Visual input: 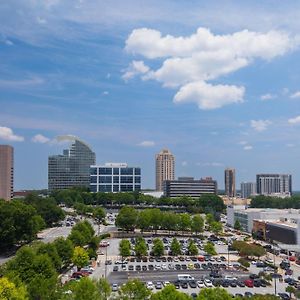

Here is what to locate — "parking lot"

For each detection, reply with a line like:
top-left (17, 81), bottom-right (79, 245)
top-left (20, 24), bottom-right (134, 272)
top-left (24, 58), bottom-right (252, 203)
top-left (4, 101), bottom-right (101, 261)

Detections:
top-left (88, 235), bottom-right (293, 298)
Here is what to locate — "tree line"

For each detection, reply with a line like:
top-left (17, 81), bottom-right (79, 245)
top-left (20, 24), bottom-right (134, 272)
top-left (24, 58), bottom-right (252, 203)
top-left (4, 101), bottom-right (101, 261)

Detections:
top-left (115, 206), bottom-right (223, 235)
top-left (0, 219), bottom-right (102, 299)
top-left (115, 206), bottom-right (207, 233)
top-left (51, 188), bottom-right (225, 213)
top-left (0, 195), bottom-right (65, 252)
top-left (251, 194), bottom-right (300, 209)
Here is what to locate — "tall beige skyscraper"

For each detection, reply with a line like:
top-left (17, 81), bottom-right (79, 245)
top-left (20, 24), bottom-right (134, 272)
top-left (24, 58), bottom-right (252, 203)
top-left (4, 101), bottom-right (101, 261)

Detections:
top-left (0, 145), bottom-right (14, 201)
top-left (225, 167), bottom-right (236, 197)
top-left (155, 149), bottom-right (175, 191)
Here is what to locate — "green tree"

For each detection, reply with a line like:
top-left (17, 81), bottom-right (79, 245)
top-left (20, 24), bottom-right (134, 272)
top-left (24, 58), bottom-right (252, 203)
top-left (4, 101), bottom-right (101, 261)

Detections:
top-left (72, 246), bottom-right (89, 269)
top-left (178, 214), bottom-right (191, 232)
top-left (204, 242), bottom-right (217, 256)
top-left (286, 285), bottom-right (295, 299)
top-left (0, 277), bottom-right (28, 300)
top-left (205, 213), bottom-right (214, 226)
top-left (96, 278), bottom-right (111, 300)
top-left (170, 238), bottom-right (181, 256)
top-left (134, 237), bottom-right (147, 257)
top-left (69, 221), bottom-right (95, 246)
top-left (69, 277), bottom-right (102, 300)
top-left (210, 221), bottom-right (222, 234)
top-left (197, 287), bottom-right (232, 300)
top-left (234, 219), bottom-right (242, 230)
top-left (151, 284), bottom-right (190, 300)
top-left (152, 238), bottom-right (164, 256)
top-left (93, 207), bottom-right (106, 223)
top-left (53, 237), bottom-right (74, 266)
top-left (137, 209), bottom-right (151, 232)
top-left (115, 206), bottom-right (137, 232)
top-left (191, 215), bottom-right (204, 234)
top-left (188, 240), bottom-right (198, 256)
top-left (149, 209), bottom-right (162, 233)
top-left (118, 279), bottom-right (151, 300)
top-left (37, 243), bottom-right (62, 271)
top-left (119, 239), bottom-right (131, 257)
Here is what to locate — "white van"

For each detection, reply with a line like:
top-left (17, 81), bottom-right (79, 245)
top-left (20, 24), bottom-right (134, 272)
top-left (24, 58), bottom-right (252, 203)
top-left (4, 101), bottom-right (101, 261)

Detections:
top-left (177, 274), bottom-right (195, 282)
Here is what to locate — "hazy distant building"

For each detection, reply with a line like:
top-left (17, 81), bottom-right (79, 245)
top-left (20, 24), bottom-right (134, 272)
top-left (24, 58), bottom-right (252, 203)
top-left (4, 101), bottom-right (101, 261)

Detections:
top-left (90, 163), bottom-right (141, 193)
top-left (256, 174), bottom-right (292, 196)
top-left (225, 168), bottom-right (236, 197)
top-left (0, 145), bottom-right (13, 201)
top-left (48, 136), bottom-right (96, 191)
top-left (163, 177), bottom-right (217, 198)
top-left (155, 149), bottom-right (175, 191)
top-left (241, 182), bottom-right (256, 198)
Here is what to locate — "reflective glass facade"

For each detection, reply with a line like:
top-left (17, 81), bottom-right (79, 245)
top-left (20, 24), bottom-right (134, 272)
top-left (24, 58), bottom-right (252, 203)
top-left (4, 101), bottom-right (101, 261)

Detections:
top-left (90, 163), bottom-right (141, 193)
top-left (48, 138), bottom-right (96, 191)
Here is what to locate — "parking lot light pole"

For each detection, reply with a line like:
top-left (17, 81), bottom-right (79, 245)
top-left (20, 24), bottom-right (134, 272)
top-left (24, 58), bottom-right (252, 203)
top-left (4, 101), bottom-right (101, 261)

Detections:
top-left (227, 237), bottom-right (230, 269)
top-left (105, 245), bottom-right (108, 279)
top-left (273, 251), bottom-right (277, 295)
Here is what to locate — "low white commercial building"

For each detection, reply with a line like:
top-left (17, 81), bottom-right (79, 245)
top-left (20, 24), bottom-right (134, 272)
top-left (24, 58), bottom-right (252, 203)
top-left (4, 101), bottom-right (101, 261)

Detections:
top-left (227, 205), bottom-right (300, 233)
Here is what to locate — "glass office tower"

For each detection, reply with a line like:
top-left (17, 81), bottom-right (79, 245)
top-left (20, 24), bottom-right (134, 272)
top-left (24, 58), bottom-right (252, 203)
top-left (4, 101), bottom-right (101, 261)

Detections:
top-left (48, 136), bottom-right (96, 191)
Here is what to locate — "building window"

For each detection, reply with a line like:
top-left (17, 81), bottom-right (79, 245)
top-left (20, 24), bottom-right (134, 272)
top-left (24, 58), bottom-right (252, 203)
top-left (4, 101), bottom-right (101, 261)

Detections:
top-left (99, 168), bottom-right (112, 175)
top-left (99, 185), bottom-right (112, 192)
top-left (99, 176), bottom-right (112, 183)
top-left (90, 185), bottom-right (97, 192)
top-left (91, 176), bottom-right (97, 183)
top-left (121, 168), bottom-right (133, 175)
top-left (113, 185), bottom-right (120, 192)
top-left (90, 167), bottom-right (97, 175)
top-left (120, 176), bottom-right (133, 184)
top-left (113, 168), bottom-right (119, 175)
top-left (135, 176), bottom-right (141, 183)
top-left (134, 168), bottom-right (141, 175)
top-left (113, 176), bottom-right (119, 183)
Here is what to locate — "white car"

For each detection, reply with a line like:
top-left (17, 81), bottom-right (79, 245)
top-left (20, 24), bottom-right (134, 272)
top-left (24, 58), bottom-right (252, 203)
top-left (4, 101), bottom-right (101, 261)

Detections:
top-left (163, 281), bottom-right (171, 286)
top-left (204, 279), bottom-right (213, 287)
top-left (146, 281), bottom-right (154, 290)
top-left (224, 275), bottom-right (237, 281)
top-left (161, 263), bottom-right (167, 270)
top-left (197, 280), bottom-right (205, 288)
top-left (173, 257), bottom-right (179, 262)
top-left (112, 284), bottom-right (118, 292)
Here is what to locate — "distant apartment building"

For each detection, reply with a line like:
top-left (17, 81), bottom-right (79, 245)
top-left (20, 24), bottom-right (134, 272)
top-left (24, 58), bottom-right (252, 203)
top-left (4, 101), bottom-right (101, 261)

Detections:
top-left (163, 177), bottom-right (218, 198)
top-left (155, 149), bottom-right (175, 191)
top-left (256, 174), bottom-right (292, 196)
top-left (225, 168), bottom-right (236, 197)
top-left (48, 136), bottom-right (96, 191)
top-left (90, 163), bottom-right (141, 193)
top-left (241, 182), bottom-right (256, 198)
top-left (0, 145), bottom-right (14, 201)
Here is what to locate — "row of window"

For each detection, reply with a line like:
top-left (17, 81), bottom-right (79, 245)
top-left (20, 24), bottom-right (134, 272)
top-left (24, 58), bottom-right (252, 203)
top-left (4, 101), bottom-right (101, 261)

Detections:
top-left (90, 167), bottom-right (141, 175)
top-left (90, 184), bottom-right (141, 193)
top-left (90, 176), bottom-right (141, 184)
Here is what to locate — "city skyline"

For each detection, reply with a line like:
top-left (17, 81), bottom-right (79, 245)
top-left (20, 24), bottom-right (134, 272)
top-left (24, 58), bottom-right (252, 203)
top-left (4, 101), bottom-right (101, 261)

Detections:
top-left (1, 1), bottom-right (300, 190)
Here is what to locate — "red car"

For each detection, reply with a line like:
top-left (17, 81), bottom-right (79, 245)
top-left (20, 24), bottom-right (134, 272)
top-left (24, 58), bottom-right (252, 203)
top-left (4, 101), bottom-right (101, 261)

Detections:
top-left (244, 279), bottom-right (254, 288)
top-left (289, 256), bottom-right (296, 262)
top-left (198, 256), bottom-right (205, 262)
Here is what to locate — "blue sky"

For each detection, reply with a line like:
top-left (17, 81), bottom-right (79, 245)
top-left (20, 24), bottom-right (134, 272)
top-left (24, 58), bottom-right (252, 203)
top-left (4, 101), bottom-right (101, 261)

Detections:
top-left (1, 0), bottom-right (300, 190)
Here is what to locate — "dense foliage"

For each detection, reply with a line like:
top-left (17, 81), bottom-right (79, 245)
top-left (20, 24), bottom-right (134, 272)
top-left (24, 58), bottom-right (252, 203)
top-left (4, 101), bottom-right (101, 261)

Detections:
top-left (51, 188), bottom-right (225, 213)
top-left (0, 200), bottom-right (45, 251)
top-left (251, 194), bottom-right (300, 209)
top-left (115, 206), bottom-right (207, 233)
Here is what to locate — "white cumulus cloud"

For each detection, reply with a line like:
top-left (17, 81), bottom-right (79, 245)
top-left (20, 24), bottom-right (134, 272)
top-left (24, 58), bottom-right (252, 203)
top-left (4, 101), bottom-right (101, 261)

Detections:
top-left (250, 120), bottom-right (272, 131)
top-left (260, 93), bottom-right (276, 101)
top-left (122, 60), bottom-right (150, 80)
top-left (32, 134), bottom-right (50, 143)
top-left (0, 126), bottom-right (24, 142)
top-left (288, 115), bottom-right (300, 124)
top-left (290, 91), bottom-right (300, 99)
top-left (174, 81), bottom-right (244, 110)
top-left (243, 145), bottom-right (253, 150)
top-left (124, 27), bottom-right (298, 110)
top-left (137, 140), bottom-right (155, 147)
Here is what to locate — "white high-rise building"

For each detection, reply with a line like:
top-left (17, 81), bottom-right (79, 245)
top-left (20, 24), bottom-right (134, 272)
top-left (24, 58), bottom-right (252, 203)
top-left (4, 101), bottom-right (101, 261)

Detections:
top-left (241, 182), bottom-right (256, 198)
top-left (256, 174), bottom-right (292, 196)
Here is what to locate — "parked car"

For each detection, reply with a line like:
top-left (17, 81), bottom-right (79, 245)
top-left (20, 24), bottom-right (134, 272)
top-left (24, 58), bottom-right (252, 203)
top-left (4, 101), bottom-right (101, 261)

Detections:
top-left (111, 283), bottom-right (118, 292)
top-left (146, 282), bottom-right (154, 290)
top-left (244, 279), bottom-right (254, 288)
